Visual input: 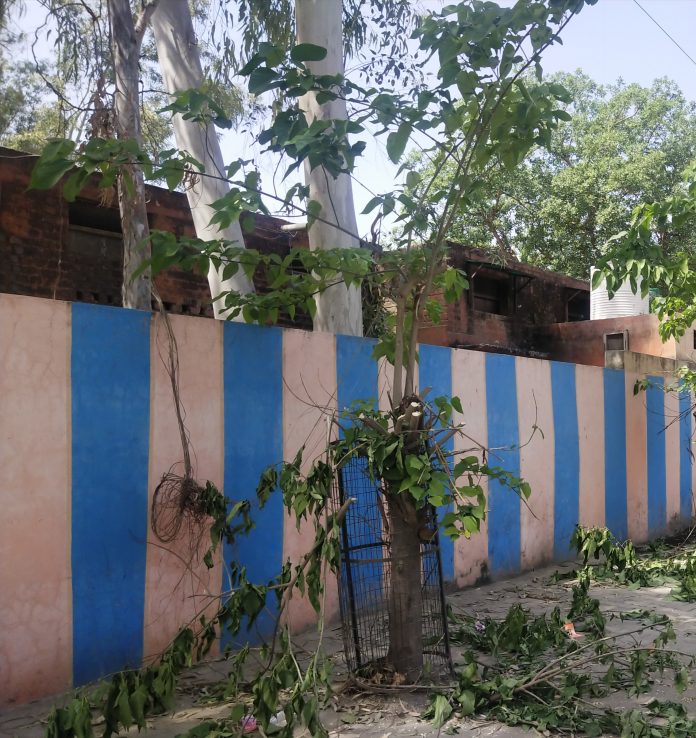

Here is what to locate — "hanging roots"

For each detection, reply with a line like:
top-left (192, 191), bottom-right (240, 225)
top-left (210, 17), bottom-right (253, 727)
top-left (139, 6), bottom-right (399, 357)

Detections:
top-left (149, 291), bottom-right (213, 554)
top-left (151, 468), bottom-right (211, 544)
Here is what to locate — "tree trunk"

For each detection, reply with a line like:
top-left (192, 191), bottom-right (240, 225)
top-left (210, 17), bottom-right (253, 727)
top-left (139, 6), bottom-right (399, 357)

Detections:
top-left (108, 0), bottom-right (152, 310)
top-left (150, 0), bottom-right (255, 317)
top-left (295, 0), bottom-right (363, 336)
top-left (387, 494), bottom-right (424, 681)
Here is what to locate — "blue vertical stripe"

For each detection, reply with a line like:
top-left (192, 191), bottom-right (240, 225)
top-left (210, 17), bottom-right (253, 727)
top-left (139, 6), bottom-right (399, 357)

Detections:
top-left (336, 335), bottom-right (378, 414)
top-left (551, 362), bottom-right (579, 559)
top-left (485, 354), bottom-right (521, 576)
top-left (604, 370), bottom-right (628, 540)
top-left (419, 344), bottom-right (454, 580)
top-left (336, 335), bottom-right (381, 594)
top-left (646, 377), bottom-right (667, 535)
top-left (223, 323), bottom-right (283, 647)
top-left (71, 303), bottom-right (150, 685)
top-left (679, 385), bottom-right (692, 523)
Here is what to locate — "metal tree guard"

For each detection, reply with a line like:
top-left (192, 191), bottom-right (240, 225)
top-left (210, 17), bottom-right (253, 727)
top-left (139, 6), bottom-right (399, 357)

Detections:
top-left (332, 452), bottom-right (452, 681)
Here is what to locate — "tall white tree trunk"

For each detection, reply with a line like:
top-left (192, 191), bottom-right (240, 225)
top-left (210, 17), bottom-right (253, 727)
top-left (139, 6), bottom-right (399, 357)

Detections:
top-left (151, 0), bottom-right (254, 318)
top-left (295, 0), bottom-right (363, 336)
top-left (108, 0), bottom-right (152, 310)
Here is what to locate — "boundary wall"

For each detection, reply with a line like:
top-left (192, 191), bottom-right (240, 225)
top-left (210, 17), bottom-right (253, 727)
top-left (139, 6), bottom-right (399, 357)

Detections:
top-left (1, 294), bottom-right (693, 705)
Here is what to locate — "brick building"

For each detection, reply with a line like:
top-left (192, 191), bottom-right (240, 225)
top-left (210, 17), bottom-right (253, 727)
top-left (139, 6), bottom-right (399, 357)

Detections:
top-left (0, 147), bottom-right (310, 326)
top-left (419, 242), bottom-right (590, 358)
top-left (3, 145), bottom-right (623, 364)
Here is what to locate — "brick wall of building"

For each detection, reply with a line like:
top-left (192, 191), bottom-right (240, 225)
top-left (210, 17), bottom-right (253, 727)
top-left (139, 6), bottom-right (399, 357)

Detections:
top-left (0, 147), bottom-right (593, 355)
top-left (419, 244), bottom-right (591, 357)
top-left (0, 147), bottom-right (310, 326)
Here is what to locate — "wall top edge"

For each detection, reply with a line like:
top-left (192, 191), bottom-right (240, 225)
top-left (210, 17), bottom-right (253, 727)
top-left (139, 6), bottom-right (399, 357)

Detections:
top-left (0, 292), bottom-right (618, 375)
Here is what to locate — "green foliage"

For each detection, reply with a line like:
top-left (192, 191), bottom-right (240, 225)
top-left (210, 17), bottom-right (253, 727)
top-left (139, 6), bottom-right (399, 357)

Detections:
top-left (45, 467), bottom-right (345, 738)
top-left (160, 88), bottom-right (237, 130)
top-left (0, 54), bottom-right (56, 150)
top-left (259, 397), bottom-right (531, 547)
top-left (593, 161), bottom-right (696, 347)
top-left (430, 572), bottom-right (694, 737)
top-left (569, 525), bottom-right (696, 602)
top-left (410, 72), bottom-right (696, 278)
top-left (46, 628), bottom-right (196, 738)
top-left (146, 234), bottom-right (374, 325)
top-left (212, 0), bottom-right (419, 87)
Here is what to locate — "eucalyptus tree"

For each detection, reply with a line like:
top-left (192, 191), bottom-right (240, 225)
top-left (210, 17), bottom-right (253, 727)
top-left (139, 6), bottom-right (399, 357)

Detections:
top-left (151, 0), bottom-right (416, 331)
top-left (106, 0), bottom-right (159, 309)
top-left (294, 0), bottom-right (362, 334)
top-left (151, 0), bottom-right (255, 315)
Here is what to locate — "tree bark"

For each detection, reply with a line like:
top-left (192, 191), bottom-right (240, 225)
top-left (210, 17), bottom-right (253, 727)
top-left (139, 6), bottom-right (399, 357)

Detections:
top-left (295, 0), bottom-right (363, 336)
top-left (387, 493), bottom-right (423, 681)
top-left (151, 0), bottom-right (254, 317)
top-left (108, 0), bottom-right (152, 310)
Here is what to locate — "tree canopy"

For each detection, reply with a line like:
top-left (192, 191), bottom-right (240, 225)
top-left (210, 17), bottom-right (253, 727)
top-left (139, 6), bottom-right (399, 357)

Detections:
top-left (410, 70), bottom-right (696, 280)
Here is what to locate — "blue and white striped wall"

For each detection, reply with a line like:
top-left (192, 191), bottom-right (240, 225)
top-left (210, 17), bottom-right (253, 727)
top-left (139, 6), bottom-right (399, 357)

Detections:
top-left (0, 294), bottom-right (692, 705)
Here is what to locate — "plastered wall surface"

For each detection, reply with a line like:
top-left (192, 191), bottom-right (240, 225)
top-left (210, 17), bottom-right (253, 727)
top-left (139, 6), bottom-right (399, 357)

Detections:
top-left (1, 294), bottom-right (692, 705)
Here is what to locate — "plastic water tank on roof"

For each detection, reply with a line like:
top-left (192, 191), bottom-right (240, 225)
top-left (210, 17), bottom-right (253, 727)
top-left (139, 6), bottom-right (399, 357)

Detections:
top-left (590, 268), bottom-right (649, 320)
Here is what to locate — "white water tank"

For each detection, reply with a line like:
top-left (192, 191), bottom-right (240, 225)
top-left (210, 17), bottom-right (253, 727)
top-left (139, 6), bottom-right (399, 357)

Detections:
top-left (590, 268), bottom-right (649, 320)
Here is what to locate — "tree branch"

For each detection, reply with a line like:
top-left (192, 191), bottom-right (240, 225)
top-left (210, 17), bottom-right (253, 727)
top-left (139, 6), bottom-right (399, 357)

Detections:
top-left (134, 0), bottom-right (159, 50)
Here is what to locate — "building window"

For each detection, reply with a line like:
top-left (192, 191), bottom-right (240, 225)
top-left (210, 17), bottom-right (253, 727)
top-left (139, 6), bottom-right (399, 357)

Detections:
top-left (67, 201), bottom-right (123, 305)
top-left (472, 274), bottom-right (509, 315)
top-left (567, 293), bottom-right (590, 322)
top-left (605, 332), bottom-right (627, 351)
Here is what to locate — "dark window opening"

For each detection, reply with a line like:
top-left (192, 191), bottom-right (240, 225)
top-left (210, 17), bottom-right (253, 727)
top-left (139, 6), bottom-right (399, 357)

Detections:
top-left (692, 330), bottom-right (696, 350)
top-left (69, 200), bottom-right (122, 233)
top-left (67, 202), bottom-right (124, 307)
top-left (567, 293), bottom-right (590, 322)
top-left (472, 274), bottom-right (510, 315)
top-left (605, 332), bottom-right (627, 351)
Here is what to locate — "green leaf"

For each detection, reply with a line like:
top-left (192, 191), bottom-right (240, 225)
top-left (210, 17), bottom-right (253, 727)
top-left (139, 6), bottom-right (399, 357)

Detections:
top-left (248, 67), bottom-right (280, 95)
top-left (129, 684), bottom-right (148, 727)
top-left (306, 199), bottom-right (322, 228)
top-left (431, 694), bottom-right (453, 728)
top-left (362, 195), bottom-right (383, 214)
top-left (457, 689), bottom-right (476, 717)
top-left (290, 43), bottom-right (328, 63)
top-left (456, 71), bottom-right (478, 97)
top-left (29, 139), bottom-right (76, 190)
top-left (117, 685), bottom-right (133, 729)
top-left (386, 122), bottom-right (412, 164)
top-left (675, 666), bottom-right (690, 693)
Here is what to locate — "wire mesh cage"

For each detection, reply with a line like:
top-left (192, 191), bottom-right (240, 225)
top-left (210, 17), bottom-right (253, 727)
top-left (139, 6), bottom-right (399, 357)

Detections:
top-left (332, 451), bottom-right (452, 682)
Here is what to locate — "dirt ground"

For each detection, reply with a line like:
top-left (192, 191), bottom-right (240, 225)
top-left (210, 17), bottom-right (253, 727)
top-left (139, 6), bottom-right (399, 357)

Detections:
top-left (3, 560), bottom-right (696, 738)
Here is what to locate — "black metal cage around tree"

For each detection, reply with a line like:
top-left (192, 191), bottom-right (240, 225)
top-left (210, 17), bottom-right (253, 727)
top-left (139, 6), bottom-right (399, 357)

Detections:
top-left (332, 453), bottom-right (452, 681)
